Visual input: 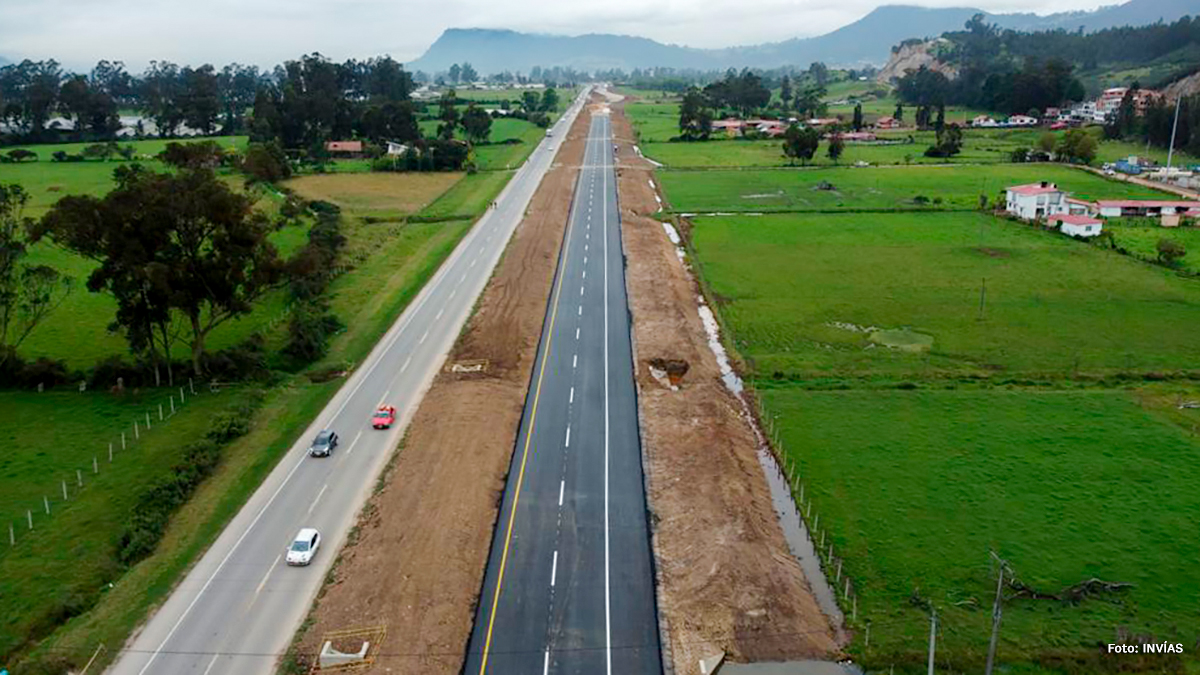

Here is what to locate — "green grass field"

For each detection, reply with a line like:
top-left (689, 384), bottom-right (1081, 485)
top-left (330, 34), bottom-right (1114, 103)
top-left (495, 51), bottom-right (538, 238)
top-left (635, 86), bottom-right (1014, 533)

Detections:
top-left (0, 388), bottom-right (237, 660)
top-left (690, 211), bottom-right (1200, 380)
top-left (659, 164), bottom-right (1167, 213)
top-left (764, 387), bottom-right (1200, 669)
top-left (1108, 221), bottom-right (1200, 274)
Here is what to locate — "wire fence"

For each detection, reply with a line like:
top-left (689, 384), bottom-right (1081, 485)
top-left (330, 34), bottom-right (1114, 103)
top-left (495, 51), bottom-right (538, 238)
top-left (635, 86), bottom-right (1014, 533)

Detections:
top-left (3, 378), bottom-right (218, 551)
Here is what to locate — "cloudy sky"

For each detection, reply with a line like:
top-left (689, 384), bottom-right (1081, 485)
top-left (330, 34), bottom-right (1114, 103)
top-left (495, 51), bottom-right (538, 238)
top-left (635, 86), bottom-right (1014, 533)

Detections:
top-left (1, 0), bottom-right (1119, 71)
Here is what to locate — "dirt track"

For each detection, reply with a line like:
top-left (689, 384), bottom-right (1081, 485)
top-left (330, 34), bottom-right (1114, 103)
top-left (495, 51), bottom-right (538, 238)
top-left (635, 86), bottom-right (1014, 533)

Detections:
top-left (286, 100), bottom-right (594, 674)
top-left (611, 100), bottom-right (841, 672)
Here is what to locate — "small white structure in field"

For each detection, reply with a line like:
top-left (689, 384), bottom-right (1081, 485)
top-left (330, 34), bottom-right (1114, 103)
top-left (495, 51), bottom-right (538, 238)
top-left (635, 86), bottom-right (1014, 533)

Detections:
top-left (1049, 213), bottom-right (1104, 237)
top-left (1005, 182), bottom-right (1068, 220)
top-left (1008, 114), bottom-right (1038, 126)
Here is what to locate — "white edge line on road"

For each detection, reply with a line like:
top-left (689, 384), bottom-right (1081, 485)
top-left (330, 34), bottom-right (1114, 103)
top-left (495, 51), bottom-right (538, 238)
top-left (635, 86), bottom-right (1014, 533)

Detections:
top-left (307, 483), bottom-right (329, 515)
top-left (602, 113), bottom-right (613, 675)
top-left (551, 550), bottom-right (558, 587)
top-left (255, 554), bottom-right (282, 596)
top-left (135, 449), bottom-right (312, 675)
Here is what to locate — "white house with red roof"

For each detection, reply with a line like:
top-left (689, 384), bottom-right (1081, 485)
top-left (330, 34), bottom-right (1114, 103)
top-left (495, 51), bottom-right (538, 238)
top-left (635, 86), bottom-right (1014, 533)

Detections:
top-left (1049, 213), bottom-right (1104, 237)
top-left (1005, 182), bottom-right (1068, 220)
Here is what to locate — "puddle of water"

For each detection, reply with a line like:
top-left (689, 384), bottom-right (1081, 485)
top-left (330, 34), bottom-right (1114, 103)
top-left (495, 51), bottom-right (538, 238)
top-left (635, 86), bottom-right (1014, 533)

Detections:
top-left (691, 292), bottom-right (845, 634)
top-left (662, 214), bottom-right (845, 638)
top-left (869, 328), bottom-right (933, 352)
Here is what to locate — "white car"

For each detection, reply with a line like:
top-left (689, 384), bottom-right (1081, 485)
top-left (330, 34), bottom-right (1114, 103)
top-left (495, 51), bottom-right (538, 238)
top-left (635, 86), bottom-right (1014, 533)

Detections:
top-left (286, 528), bottom-right (321, 566)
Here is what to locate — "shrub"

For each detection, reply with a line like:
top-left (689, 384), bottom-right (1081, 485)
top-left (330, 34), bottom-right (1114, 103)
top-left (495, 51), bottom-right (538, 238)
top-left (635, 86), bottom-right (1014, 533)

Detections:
top-left (283, 299), bottom-right (344, 364)
top-left (200, 334), bottom-right (269, 382)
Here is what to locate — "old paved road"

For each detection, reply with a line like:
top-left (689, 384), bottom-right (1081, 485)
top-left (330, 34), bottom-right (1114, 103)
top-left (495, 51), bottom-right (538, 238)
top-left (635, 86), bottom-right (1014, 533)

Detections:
top-left (464, 93), bottom-right (662, 674)
top-left (108, 88), bottom-right (592, 675)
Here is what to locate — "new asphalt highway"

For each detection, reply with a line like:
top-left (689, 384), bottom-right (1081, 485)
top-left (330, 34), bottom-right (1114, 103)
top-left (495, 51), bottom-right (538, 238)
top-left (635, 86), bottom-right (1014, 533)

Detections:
top-left (108, 88), bottom-right (592, 675)
top-left (464, 101), bottom-right (662, 674)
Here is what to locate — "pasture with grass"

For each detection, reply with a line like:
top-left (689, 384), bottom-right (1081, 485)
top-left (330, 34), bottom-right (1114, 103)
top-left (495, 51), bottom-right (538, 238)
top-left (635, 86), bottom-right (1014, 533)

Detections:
top-left (649, 104), bottom-right (1200, 670)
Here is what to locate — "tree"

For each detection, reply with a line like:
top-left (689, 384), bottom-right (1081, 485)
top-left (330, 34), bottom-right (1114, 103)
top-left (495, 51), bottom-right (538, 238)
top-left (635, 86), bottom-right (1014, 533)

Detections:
top-left (808, 62), bottom-right (830, 86)
top-left (793, 84), bottom-right (827, 119)
top-left (460, 102), bottom-right (492, 144)
top-left (179, 65), bottom-right (221, 134)
top-left (1055, 128), bottom-right (1097, 164)
top-left (1156, 238), bottom-right (1186, 266)
top-left (1, 184), bottom-right (72, 369)
top-left (678, 87), bottom-right (713, 141)
top-left (782, 124), bottom-right (820, 165)
top-left (934, 104), bottom-right (946, 133)
top-left (140, 61), bottom-right (185, 136)
top-left (827, 133), bottom-right (845, 163)
top-left (242, 141), bottom-right (292, 183)
top-left (924, 123), bottom-right (963, 157)
top-left (540, 87), bottom-right (560, 112)
top-left (35, 166), bottom-right (285, 375)
top-left (448, 64), bottom-right (462, 84)
top-left (780, 75), bottom-right (793, 111)
top-left (158, 141), bottom-right (224, 169)
top-left (521, 91), bottom-right (541, 113)
top-left (459, 63), bottom-right (478, 84)
top-left (6, 149), bottom-right (37, 163)
top-left (894, 103), bottom-right (904, 121)
top-left (437, 89), bottom-right (459, 140)
top-left (1038, 132), bottom-right (1057, 154)
top-left (852, 103), bottom-right (863, 131)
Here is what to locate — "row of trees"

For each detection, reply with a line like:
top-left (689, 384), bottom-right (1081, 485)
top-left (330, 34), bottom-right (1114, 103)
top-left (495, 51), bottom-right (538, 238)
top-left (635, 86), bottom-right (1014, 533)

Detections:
top-left (677, 65), bottom-right (838, 141)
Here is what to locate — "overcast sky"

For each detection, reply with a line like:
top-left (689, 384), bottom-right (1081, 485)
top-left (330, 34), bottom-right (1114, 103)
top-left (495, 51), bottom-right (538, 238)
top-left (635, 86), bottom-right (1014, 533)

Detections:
top-left (1, 0), bottom-right (1120, 72)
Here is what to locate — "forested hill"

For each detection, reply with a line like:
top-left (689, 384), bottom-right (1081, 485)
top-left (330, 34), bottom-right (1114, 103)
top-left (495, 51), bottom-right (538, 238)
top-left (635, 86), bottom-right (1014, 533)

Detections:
top-left (409, 0), bottom-right (1196, 74)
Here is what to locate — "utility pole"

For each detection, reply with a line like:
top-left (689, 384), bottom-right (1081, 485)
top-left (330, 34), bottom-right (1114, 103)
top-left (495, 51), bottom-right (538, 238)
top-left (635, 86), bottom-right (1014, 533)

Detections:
top-left (927, 609), bottom-right (937, 675)
top-left (985, 554), bottom-right (1009, 675)
top-left (978, 277), bottom-right (987, 321)
top-left (1166, 94), bottom-right (1182, 170)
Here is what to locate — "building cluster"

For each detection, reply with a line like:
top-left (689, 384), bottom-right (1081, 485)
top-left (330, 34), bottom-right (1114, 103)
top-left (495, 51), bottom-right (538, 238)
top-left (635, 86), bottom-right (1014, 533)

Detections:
top-left (1004, 181), bottom-right (1200, 235)
top-left (973, 87), bottom-right (1164, 129)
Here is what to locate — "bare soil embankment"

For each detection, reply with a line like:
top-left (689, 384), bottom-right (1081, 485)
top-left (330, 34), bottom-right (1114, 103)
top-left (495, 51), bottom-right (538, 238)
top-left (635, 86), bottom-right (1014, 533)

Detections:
top-left (286, 99), bottom-right (595, 674)
top-left (611, 100), bottom-right (841, 673)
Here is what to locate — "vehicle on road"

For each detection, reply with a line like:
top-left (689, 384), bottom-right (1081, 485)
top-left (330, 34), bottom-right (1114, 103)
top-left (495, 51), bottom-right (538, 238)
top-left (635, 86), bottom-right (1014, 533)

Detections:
top-left (308, 429), bottom-right (339, 457)
top-left (372, 405), bottom-right (397, 429)
top-left (286, 528), bottom-right (321, 566)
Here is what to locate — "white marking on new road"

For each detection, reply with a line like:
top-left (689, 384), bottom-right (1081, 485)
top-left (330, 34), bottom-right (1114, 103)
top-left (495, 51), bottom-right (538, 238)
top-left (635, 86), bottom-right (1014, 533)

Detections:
top-left (575, 327), bottom-right (580, 340)
top-left (401, 355), bottom-right (412, 372)
top-left (573, 354), bottom-right (578, 368)
top-left (307, 484), bottom-right (329, 515)
top-left (550, 550), bottom-right (559, 587)
top-left (470, 257), bottom-right (478, 268)
top-left (565, 425), bottom-right (571, 447)
top-left (543, 649), bottom-right (551, 675)
top-left (254, 554), bottom-right (282, 596)
top-left (201, 655), bottom-right (221, 675)
top-left (435, 308), bottom-right (444, 320)
top-left (420, 329), bottom-right (430, 344)
top-left (378, 390), bottom-right (391, 406)
top-left (580, 286), bottom-right (585, 296)
top-left (582, 270), bottom-right (587, 279)
top-left (449, 289), bottom-right (457, 300)
top-left (578, 306), bottom-right (582, 316)
top-left (559, 480), bottom-right (565, 505)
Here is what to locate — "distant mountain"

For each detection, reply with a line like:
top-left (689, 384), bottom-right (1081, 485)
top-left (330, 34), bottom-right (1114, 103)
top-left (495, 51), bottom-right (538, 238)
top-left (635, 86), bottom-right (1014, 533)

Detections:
top-left (0, 56), bottom-right (10, 67)
top-left (409, 0), bottom-right (1196, 73)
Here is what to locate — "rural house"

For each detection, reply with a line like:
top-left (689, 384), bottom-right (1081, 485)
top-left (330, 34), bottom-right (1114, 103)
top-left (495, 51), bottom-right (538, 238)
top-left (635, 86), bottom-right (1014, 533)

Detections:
top-left (1005, 182), bottom-right (1068, 220)
top-left (873, 116), bottom-right (901, 130)
top-left (1095, 200), bottom-right (1200, 219)
top-left (1007, 114), bottom-right (1038, 127)
top-left (1049, 214), bottom-right (1104, 237)
top-left (325, 140), bottom-right (364, 157)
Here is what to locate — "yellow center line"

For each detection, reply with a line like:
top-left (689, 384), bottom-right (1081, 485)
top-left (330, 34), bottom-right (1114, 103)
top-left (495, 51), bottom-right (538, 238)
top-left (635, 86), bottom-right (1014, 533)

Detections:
top-left (478, 122), bottom-right (587, 675)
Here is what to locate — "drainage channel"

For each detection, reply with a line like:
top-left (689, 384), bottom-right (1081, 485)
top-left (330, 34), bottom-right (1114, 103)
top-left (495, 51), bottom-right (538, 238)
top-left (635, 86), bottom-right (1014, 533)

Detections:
top-left (665, 220), bottom-right (846, 634)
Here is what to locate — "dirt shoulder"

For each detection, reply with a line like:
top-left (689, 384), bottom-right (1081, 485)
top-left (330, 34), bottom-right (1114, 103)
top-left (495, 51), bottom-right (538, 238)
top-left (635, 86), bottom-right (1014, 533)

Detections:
top-left (611, 101), bottom-right (841, 672)
top-left (286, 101), bottom-right (595, 674)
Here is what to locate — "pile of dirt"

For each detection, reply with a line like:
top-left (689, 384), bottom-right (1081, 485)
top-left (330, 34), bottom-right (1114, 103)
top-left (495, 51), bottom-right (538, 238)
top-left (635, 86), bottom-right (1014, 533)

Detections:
top-left (286, 99), bottom-right (595, 674)
top-left (611, 100), bottom-right (841, 672)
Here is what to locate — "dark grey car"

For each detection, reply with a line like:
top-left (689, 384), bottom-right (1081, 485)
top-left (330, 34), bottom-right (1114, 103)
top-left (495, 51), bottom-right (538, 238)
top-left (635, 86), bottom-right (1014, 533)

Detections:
top-left (308, 429), bottom-right (338, 457)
